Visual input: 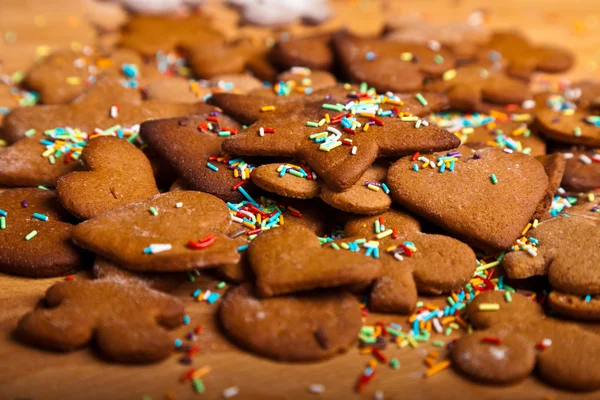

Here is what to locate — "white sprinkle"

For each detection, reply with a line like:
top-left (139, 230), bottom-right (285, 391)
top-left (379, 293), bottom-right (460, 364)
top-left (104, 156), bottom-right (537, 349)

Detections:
top-left (522, 99), bottom-right (536, 109)
top-left (175, 202), bottom-right (183, 208)
top-left (110, 105), bottom-right (119, 118)
top-left (308, 384), bottom-right (325, 394)
top-left (374, 390), bottom-right (384, 400)
top-left (503, 148), bottom-right (513, 154)
top-left (563, 153), bottom-right (574, 159)
top-left (203, 290), bottom-right (212, 300)
top-left (312, 172), bottom-right (317, 180)
top-left (415, 119), bottom-right (422, 128)
top-left (393, 253), bottom-right (404, 261)
top-left (223, 386), bottom-right (240, 398)
top-left (527, 248), bottom-right (537, 257)
top-left (421, 120), bottom-right (429, 126)
top-left (562, 198), bottom-right (572, 208)
top-left (351, 146), bottom-right (357, 155)
top-left (259, 127), bottom-right (265, 137)
top-left (256, 311), bottom-right (265, 320)
top-left (579, 154), bottom-right (592, 165)
top-left (327, 126), bottom-right (343, 137)
top-left (231, 215), bottom-right (244, 223)
top-left (148, 244), bottom-right (172, 254)
top-left (541, 338), bottom-right (552, 347)
top-left (432, 318), bottom-right (443, 333)
top-left (557, 187), bottom-right (566, 195)
top-left (427, 40), bottom-right (441, 52)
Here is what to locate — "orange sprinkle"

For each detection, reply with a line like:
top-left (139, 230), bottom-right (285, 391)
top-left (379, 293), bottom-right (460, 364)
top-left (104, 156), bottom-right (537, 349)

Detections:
top-left (425, 360), bottom-right (451, 378)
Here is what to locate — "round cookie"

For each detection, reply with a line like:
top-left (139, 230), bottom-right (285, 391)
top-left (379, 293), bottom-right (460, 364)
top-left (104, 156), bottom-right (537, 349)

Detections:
top-left (559, 148), bottom-right (600, 192)
top-left (548, 291), bottom-right (600, 321)
top-left (270, 36), bottom-right (333, 71)
top-left (219, 284), bottom-right (361, 361)
top-left (535, 109), bottom-right (600, 147)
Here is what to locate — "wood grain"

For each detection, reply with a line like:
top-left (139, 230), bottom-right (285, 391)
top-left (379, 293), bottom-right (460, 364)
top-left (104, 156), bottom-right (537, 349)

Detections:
top-left (1, 0), bottom-right (600, 399)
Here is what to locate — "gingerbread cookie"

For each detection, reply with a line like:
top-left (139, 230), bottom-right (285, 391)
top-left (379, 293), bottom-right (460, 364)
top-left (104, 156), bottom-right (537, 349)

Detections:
top-left (484, 31), bottom-right (574, 80)
top-left (142, 78), bottom-right (207, 104)
top-left (17, 278), bottom-right (185, 363)
top-left (332, 33), bottom-right (455, 93)
top-left (535, 108), bottom-right (600, 147)
top-left (56, 136), bottom-right (158, 220)
top-left (571, 80), bottom-right (600, 110)
top-left (222, 93), bottom-right (458, 191)
top-left (183, 39), bottom-right (277, 82)
top-left (269, 36), bottom-right (333, 71)
top-left (387, 146), bottom-right (549, 251)
top-left (72, 191), bottom-right (239, 272)
top-left (120, 14), bottom-right (224, 57)
top-left (533, 153), bottom-right (567, 220)
top-left (23, 48), bottom-right (147, 104)
top-left (548, 291), bottom-right (600, 321)
top-left (385, 16), bottom-right (491, 62)
top-left (502, 215), bottom-right (600, 296)
top-left (93, 257), bottom-right (185, 293)
top-left (0, 188), bottom-right (87, 277)
top-left (335, 210), bottom-right (476, 314)
top-left (219, 284), bottom-right (361, 361)
top-left (426, 63), bottom-right (532, 113)
top-left (252, 161), bottom-right (391, 215)
top-left (248, 224), bottom-right (381, 297)
top-left (451, 290), bottom-right (600, 391)
top-left (140, 114), bottom-right (257, 203)
top-left (460, 120), bottom-right (546, 157)
top-left (559, 148), bottom-right (600, 192)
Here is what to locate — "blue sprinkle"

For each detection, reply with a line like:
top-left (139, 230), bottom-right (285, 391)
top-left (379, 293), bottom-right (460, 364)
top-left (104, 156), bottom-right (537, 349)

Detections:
top-left (174, 339), bottom-right (182, 347)
top-left (0, 209), bottom-right (6, 217)
top-left (183, 315), bottom-right (191, 325)
top-left (192, 289), bottom-right (201, 298)
top-left (207, 292), bottom-right (220, 304)
top-left (585, 295), bottom-right (592, 303)
top-left (365, 51), bottom-right (376, 60)
top-left (237, 244), bottom-right (249, 252)
top-left (32, 212), bottom-right (48, 221)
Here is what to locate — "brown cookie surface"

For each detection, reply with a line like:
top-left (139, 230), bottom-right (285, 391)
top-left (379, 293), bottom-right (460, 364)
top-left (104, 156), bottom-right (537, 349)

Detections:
top-left (333, 33), bottom-right (455, 93)
top-left (560, 149), bottom-right (600, 192)
top-left (219, 284), bottom-right (362, 361)
top-left (248, 224), bottom-right (381, 297)
top-left (17, 278), bottom-right (184, 363)
top-left (222, 94), bottom-right (458, 191)
top-left (548, 291), bottom-right (600, 321)
top-left (270, 36), bottom-right (333, 71)
top-left (533, 153), bottom-right (566, 220)
top-left (72, 191), bottom-right (239, 272)
top-left (502, 215), bottom-right (600, 296)
top-left (0, 188), bottom-right (87, 278)
top-left (57, 136), bottom-right (158, 220)
top-left (336, 210), bottom-right (476, 314)
top-left (535, 109), bottom-right (600, 147)
top-left (461, 120), bottom-right (546, 157)
top-left (387, 146), bottom-right (549, 251)
top-left (451, 291), bottom-right (600, 391)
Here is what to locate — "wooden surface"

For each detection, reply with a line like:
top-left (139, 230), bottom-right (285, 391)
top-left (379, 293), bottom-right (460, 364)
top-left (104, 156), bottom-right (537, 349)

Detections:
top-left (1, 1), bottom-right (600, 399)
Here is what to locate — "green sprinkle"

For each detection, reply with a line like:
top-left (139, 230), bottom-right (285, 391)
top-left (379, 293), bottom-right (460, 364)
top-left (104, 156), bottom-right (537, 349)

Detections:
top-left (149, 207), bottom-right (158, 216)
top-left (433, 54), bottom-right (444, 64)
top-left (415, 93), bottom-right (428, 106)
top-left (385, 327), bottom-right (402, 336)
top-left (490, 173), bottom-right (498, 185)
top-left (218, 131), bottom-right (231, 137)
top-left (242, 125), bottom-right (248, 129)
top-left (433, 340), bottom-right (445, 348)
top-left (322, 103), bottom-right (344, 112)
top-left (25, 230), bottom-right (38, 241)
top-left (390, 358), bottom-right (400, 369)
top-left (187, 271), bottom-right (195, 282)
top-left (504, 291), bottom-right (512, 303)
top-left (141, 396), bottom-right (152, 400)
top-left (330, 242), bottom-right (340, 250)
top-left (37, 185), bottom-right (49, 190)
top-left (361, 326), bottom-right (375, 335)
top-left (288, 169), bottom-right (304, 178)
top-left (444, 327), bottom-right (452, 336)
top-left (192, 378), bottom-right (205, 393)
top-left (359, 82), bottom-right (368, 93)
top-left (25, 129), bottom-right (37, 137)
top-left (306, 121), bottom-right (319, 128)
top-left (416, 301), bottom-right (424, 308)
top-left (217, 281), bottom-right (226, 289)
top-left (0, 216), bottom-right (5, 230)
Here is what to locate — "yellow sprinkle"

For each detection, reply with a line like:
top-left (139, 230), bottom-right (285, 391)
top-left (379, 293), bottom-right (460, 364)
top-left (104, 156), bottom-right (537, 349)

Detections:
top-left (400, 52), bottom-right (414, 61)
top-left (363, 123), bottom-right (370, 132)
top-left (261, 105), bottom-right (275, 112)
top-left (521, 223), bottom-right (532, 236)
top-left (325, 113), bottom-right (330, 123)
top-left (318, 118), bottom-right (326, 126)
top-left (532, 219), bottom-right (539, 228)
top-left (588, 193), bottom-right (595, 202)
top-left (367, 184), bottom-right (380, 192)
top-left (478, 303), bottom-right (500, 311)
top-left (401, 116), bottom-right (419, 122)
top-left (443, 69), bottom-right (457, 81)
top-left (512, 113), bottom-right (531, 122)
top-left (341, 242), bottom-right (350, 250)
top-left (386, 245), bottom-right (397, 252)
top-left (66, 76), bottom-right (82, 85)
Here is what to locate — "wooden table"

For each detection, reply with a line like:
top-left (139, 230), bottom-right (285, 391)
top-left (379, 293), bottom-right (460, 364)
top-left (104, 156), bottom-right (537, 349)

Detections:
top-left (1, 1), bottom-right (600, 399)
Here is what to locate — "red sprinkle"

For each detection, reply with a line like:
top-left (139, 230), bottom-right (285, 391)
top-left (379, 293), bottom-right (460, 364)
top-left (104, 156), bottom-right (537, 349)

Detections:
top-left (187, 235), bottom-right (217, 249)
top-left (263, 128), bottom-right (276, 133)
top-left (411, 152), bottom-right (420, 161)
top-left (371, 348), bottom-right (387, 363)
top-left (65, 275), bottom-right (74, 281)
top-left (482, 337), bottom-right (502, 345)
top-left (370, 116), bottom-right (384, 126)
top-left (231, 181), bottom-right (245, 191)
top-left (392, 228), bottom-right (399, 239)
top-left (206, 116), bottom-right (219, 122)
top-left (180, 368), bottom-right (196, 383)
top-left (343, 127), bottom-right (356, 134)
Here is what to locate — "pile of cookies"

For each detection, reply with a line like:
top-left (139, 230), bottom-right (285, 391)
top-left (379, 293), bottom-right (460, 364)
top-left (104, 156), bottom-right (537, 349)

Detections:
top-left (1, 2), bottom-right (600, 395)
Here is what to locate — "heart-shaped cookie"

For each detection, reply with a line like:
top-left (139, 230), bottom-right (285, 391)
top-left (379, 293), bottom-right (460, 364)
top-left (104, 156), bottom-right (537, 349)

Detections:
top-left (248, 224), bottom-right (381, 297)
top-left (387, 146), bottom-right (549, 251)
top-left (57, 136), bottom-right (158, 220)
top-left (0, 188), bottom-right (87, 277)
top-left (72, 191), bottom-right (239, 272)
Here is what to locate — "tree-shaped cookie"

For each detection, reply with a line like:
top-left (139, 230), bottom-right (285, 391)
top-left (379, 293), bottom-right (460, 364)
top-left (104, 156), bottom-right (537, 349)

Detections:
top-left (451, 290), bottom-right (600, 391)
top-left (387, 146), bottom-right (549, 251)
top-left (72, 191), bottom-right (239, 272)
top-left (251, 161), bottom-right (392, 215)
top-left (120, 14), bottom-right (224, 57)
top-left (17, 278), bottom-right (185, 363)
top-left (332, 33), bottom-right (455, 93)
top-left (222, 93), bottom-right (459, 191)
top-left (484, 31), bottom-right (574, 80)
top-left (502, 215), bottom-right (600, 298)
top-left (140, 114), bottom-right (257, 203)
top-left (219, 284), bottom-right (361, 361)
top-left (57, 136), bottom-right (158, 220)
top-left (210, 84), bottom-right (447, 126)
top-left (248, 224), bottom-right (381, 297)
top-left (426, 63), bottom-right (532, 113)
top-left (334, 210), bottom-right (476, 314)
top-left (0, 188), bottom-right (87, 277)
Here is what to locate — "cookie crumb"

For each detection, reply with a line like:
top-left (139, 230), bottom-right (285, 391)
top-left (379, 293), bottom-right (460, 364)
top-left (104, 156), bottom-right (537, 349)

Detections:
top-left (308, 384), bottom-right (325, 394)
